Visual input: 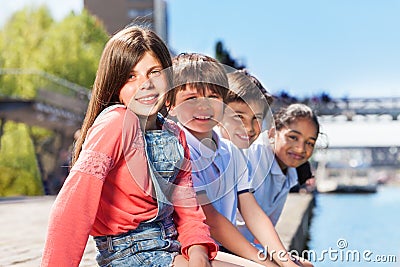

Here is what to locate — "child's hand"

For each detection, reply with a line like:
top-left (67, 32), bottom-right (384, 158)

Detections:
top-left (282, 255), bottom-right (314, 267)
top-left (289, 254), bottom-right (314, 267)
top-left (282, 262), bottom-right (301, 267)
top-left (188, 245), bottom-right (211, 267)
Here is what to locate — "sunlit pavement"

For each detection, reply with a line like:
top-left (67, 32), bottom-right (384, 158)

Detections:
top-left (0, 196), bottom-right (96, 267)
top-left (0, 193), bottom-right (313, 266)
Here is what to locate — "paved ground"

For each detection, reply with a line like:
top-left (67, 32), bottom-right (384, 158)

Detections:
top-left (0, 194), bottom-right (314, 266)
top-left (0, 196), bottom-right (96, 267)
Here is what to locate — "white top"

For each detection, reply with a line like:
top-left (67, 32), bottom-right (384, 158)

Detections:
top-left (181, 125), bottom-right (251, 225)
top-left (237, 132), bottom-right (299, 243)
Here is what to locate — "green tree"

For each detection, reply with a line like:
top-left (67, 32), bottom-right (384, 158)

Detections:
top-left (0, 122), bottom-right (44, 196)
top-left (37, 9), bottom-right (109, 89)
top-left (0, 6), bottom-right (109, 196)
top-left (0, 6), bottom-right (53, 98)
top-left (215, 40), bottom-right (245, 70)
top-left (0, 6), bottom-right (109, 97)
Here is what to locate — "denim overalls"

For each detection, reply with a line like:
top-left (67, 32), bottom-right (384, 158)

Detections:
top-left (94, 114), bottom-right (185, 267)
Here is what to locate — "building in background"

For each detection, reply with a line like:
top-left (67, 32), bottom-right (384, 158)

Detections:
top-left (84, 0), bottom-right (168, 43)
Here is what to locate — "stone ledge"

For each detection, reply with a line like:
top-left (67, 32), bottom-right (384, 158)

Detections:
top-left (275, 193), bottom-right (315, 253)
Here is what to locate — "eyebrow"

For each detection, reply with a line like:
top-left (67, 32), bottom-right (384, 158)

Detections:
top-left (149, 64), bottom-right (163, 70)
top-left (235, 110), bottom-right (264, 117)
top-left (131, 64), bottom-right (162, 73)
top-left (288, 129), bottom-right (317, 141)
top-left (233, 110), bottom-right (247, 114)
top-left (180, 91), bottom-right (198, 97)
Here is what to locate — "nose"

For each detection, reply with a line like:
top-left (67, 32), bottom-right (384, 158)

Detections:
top-left (196, 97), bottom-right (212, 109)
top-left (243, 120), bottom-right (255, 134)
top-left (138, 76), bottom-right (152, 90)
top-left (294, 141), bottom-right (307, 154)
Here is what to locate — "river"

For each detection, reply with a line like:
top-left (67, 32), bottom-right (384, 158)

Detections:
top-left (307, 185), bottom-right (400, 266)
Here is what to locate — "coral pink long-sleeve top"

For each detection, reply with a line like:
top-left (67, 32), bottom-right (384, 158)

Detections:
top-left (41, 106), bottom-right (218, 266)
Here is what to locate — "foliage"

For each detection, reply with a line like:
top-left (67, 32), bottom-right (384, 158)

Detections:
top-left (0, 122), bottom-right (44, 196)
top-left (37, 9), bottom-right (109, 89)
top-left (0, 6), bottom-right (109, 98)
top-left (0, 6), bottom-right (109, 196)
top-left (30, 126), bottom-right (54, 147)
top-left (0, 6), bottom-right (53, 98)
top-left (215, 40), bottom-right (245, 70)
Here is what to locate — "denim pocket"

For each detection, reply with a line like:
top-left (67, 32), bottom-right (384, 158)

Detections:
top-left (145, 130), bottom-right (184, 182)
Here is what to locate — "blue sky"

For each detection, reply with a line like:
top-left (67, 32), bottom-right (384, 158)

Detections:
top-left (1, 0), bottom-right (400, 99)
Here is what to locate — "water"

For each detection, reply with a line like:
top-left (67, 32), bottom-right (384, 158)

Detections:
top-left (307, 186), bottom-right (400, 266)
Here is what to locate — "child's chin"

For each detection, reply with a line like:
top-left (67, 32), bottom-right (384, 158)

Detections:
top-left (233, 140), bottom-right (251, 149)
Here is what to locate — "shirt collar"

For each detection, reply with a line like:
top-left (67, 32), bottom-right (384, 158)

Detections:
top-left (286, 167), bottom-right (299, 187)
top-left (271, 158), bottom-right (299, 186)
top-left (178, 123), bottom-right (230, 157)
top-left (271, 159), bottom-right (284, 176)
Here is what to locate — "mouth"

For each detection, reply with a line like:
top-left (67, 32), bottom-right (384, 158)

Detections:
top-left (288, 151), bottom-right (304, 161)
top-left (135, 94), bottom-right (159, 105)
top-left (236, 134), bottom-right (251, 141)
top-left (193, 115), bottom-right (213, 121)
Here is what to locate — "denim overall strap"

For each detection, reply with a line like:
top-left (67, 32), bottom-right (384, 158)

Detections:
top-left (143, 114), bottom-right (185, 223)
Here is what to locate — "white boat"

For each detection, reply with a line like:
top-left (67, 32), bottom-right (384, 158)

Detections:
top-left (316, 166), bottom-right (378, 193)
top-left (313, 146), bottom-right (381, 194)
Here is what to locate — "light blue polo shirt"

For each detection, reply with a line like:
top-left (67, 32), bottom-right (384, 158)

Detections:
top-left (180, 125), bottom-right (251, 225)
top-left (237, 132), bottom-right (299, 243)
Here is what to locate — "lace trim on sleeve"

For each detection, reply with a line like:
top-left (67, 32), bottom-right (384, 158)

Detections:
top-left (70, 150), bottom-right (114, 181)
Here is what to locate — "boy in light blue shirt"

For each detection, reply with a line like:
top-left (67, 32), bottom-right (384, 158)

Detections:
top-left (219, 70), bottom-right (316, 267)
top-left (167, 53), bottom-right (302, 267)
top-left (181, 127), bottom-right (250, 225)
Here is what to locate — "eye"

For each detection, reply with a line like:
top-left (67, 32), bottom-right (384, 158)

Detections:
top-left (208, 94), bottom-right (221, 99)
top-left (233, 114), bottom-right (244, 120)
top-left (255, 115), bottom-right (264, 121)
top-left (185, 96), bottom-right (197, 101)
top-left (149, 69), bottom-right (162, 77)
top-left (306, 140), bottom-right (315, 148)
top-left (127, 73), bottom-right (136, 80)
top-left (253, 116), bottom-right (263, 124)
top-left (288, 135), bottom-right (298, 141)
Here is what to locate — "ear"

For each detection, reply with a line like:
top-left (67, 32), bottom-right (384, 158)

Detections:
top-left (268, 127), bottom-right (276, 139)
top-left (166, 100), bottom-right (177, 117)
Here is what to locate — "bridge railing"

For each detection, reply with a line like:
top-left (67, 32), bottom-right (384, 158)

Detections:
top-left (273, 96), bottom-right (400, 120)
top-left (36, 89), bottom-right (88, 116)
top-left (0, 68), bottom-right (90, 116)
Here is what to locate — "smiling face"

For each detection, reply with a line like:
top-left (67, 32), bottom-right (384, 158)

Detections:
top-left (220, 100), bottom-right (264, 149)
top-left (271, 118), bottom-right (318, 170)
top-left (169, 85), bottom-right (224, 140)
top-left (119, 52), bottom-right (168, 130)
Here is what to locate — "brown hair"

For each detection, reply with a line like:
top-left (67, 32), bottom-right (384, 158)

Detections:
top-left (166, 53), bottom-right (229, 108)
top-left (274, 103), bottom-right (320, 135)
top-left (226, 69), bottom-right (274, 117)
top-left (72, 25), bottom-right (172, 165)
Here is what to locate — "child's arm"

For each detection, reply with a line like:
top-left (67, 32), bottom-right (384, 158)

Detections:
top-left (171, 126), bottom-right (219, 261)
top-left (198, 193), bottom-right (278, 267)
top-left (238, 192), bottom-right (300, 267)
top-left (42, 109), bottom-right (124, 266)
top-left (188, 245), bottom-right (212, 267)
